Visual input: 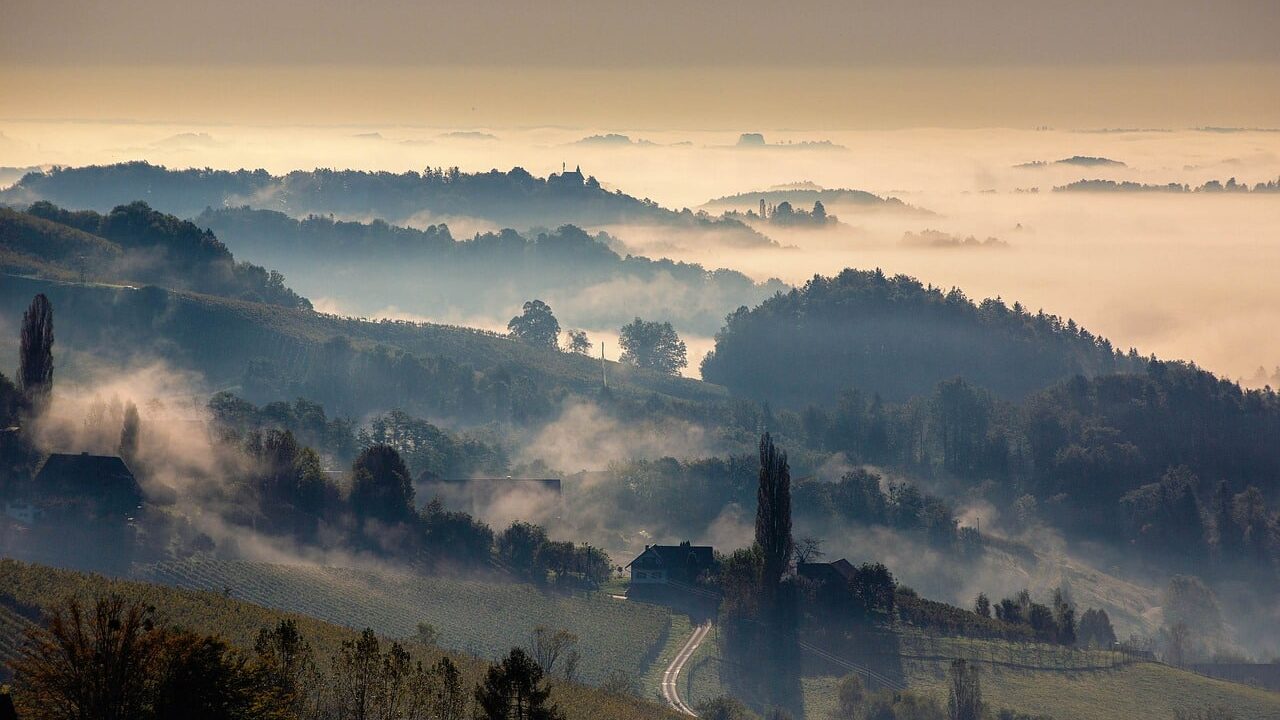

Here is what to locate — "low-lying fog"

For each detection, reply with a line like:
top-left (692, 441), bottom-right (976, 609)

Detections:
top-left (3, 122), bottom-right (1279, 382)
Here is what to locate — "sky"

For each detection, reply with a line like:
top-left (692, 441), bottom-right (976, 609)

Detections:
top-left (3, 0), bottom-right (1279, 128)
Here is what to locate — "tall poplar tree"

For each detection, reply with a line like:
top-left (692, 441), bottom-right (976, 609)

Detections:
top-left (19, 294), bottom-right (54, 408)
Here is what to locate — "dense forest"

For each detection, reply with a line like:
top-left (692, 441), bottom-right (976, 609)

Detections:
top-left (701, 269), bottom-right (1144, 406)
top-left (195, 207), bottom-right (786, 334)
top-left (0, 201), bottom-right (309, 309)
top-left (0, 162), bottom-right (772, 245)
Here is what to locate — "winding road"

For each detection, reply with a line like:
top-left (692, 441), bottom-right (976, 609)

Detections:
top-left (662, 622), bottom-right (712, 716)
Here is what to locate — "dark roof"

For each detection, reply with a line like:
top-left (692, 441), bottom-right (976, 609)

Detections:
top-left (627, 543), bottom-right (715, 569)
top-left (798, 558), bottom-right (858, 585)
top-left (34, 453), bottom-right (143, 511)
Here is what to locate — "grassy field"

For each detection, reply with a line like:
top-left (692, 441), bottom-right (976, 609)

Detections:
top-left (136, 558), bottom-right (674, 685)
top-left (671, 625), bottom-right (1280, 719)
top-left (0, 558), bottom-right (683, 720)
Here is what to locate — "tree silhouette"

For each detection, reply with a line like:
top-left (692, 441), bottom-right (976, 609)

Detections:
top-left (755, 433), bottom-right (792, 603)
top-left (19, 293), bottom-right (53, 409)
top-left (947, 659), bottom-right (984, 720)
top-left (508, 300), bottom-right (561, 350)
top-left (350, 444), bottom-right (415, 523)
top-left (474, 647), bottom-right (563, 720)
top-left (119, 401), bottom-right (141, 463)
top-left (618, 318), bottom-right (686, 376)
top-left (565, 329), bottom-right (592, 355)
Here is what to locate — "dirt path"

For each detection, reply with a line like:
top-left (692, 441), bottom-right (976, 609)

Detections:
top-left (662, 622), bottom-right (712, 716)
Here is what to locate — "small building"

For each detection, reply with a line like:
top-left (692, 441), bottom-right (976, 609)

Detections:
top-left (798, 559), bottom-right (858, 587)
top-left (627, 541), bottom-right (714, 586)
top-left (33, 452), bottom-right (143, 520)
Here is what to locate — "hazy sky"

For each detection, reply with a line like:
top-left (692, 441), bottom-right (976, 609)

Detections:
top-left (3, 1), bottom-right (1278, 128)
top-left (5, 1), bottom-right (1278, 67)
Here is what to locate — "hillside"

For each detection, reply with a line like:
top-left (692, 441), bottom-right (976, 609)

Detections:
top-left (0, 273), bottom-right (729, 421)
top-left (136, 558), bottom-right (673, 686)
top-left (700, 186), bottom-right (924, 214)
top-left (0, 559), bottom-right (683, 720)
top-left (0, 202), bottom-right (309, 309)
top-left (194, 206), bottom-right (787, 334)
top-left (700, 268), bottom-right (1144, 405)
top-left (0, 161), bottom-right (772, 246)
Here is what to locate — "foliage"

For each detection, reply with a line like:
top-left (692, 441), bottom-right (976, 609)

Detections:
top-left (4, 203), bottom-right (309, 310)
top-left (0, 560), bottom-right (683, 720)
top-left (946, 660), bottom-right (983, 720)
top-left (17, 294), bottom-right (53, 408)
top-left (701, 268), bottom-right (1142, 405)
top-left (474, 647), bottom-right (563, 720)
top-left (508, 300), bottom-right (561, 350)
top-left (618, 318), bottom-right (687, 376)
top-left (755, 433), bottom-right (792, 605)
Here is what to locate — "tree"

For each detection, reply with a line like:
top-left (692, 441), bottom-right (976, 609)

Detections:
top-left (19, 293), bottom-right (54, 408)
top-left (1077, 608), bottom-right (1117, 648)
top-left (947, 659), bottom-right (984, 720)
top-left (565, 330), bottom-right (592, 355)
top-left (794, 537), bottom-right (824, 564)
top-left (426, 656), bottom-right (466, 720)
top-left (755, 433), bottom-right (793, 603)
top-left (811, 201), bottom-right (827, 223)
top-left (119, 401), bottom-right (141, 463)
top-left (834, 673), bottom-right (865, 718)
top-left (1051, 587), bottom-right (1076, 645)
top-left (497, 522), bottom-right (550, 582)
top-left (350, 445), bottom-right (415, 524)
top-left (618, 318), bottom-right (687, 375)
top-left (473, 648), bottom-right (562, 720)
top-left (10, 595), bottom-right (164, 720)
top-left (152, 632), bottom-right (256, 720)
top-left (974, 593), bottom-right (991, 619)
top-left (507, 300), bottom-right (560, 350)
top-left (253, 619), bottom-right (321, 718)
top-left (528, 627), bottom-right (580, 681)
top-left (331, 629), bottom-right (382, 720)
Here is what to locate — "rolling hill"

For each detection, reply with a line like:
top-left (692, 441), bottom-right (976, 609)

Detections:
top-left (0, 558), bottom-right (683, 720)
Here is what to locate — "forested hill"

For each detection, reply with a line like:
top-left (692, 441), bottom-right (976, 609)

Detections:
top-left (0, 162), bottom-right (771, 245)
top-left (700, 186), bottom-right (923, 213)
top-left (0, 274), bottom-right (728, 423)
top-left (0, 201), bottom-right (309, 309)
top-left (195, 206), bottom-right (787, 334)
top-left (700, 269), bottom-right (1145, 406)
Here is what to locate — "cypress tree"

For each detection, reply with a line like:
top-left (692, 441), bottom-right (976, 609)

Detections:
top-left (19, 293), bottom-right (54, 408)
top-left (755, 433), bottom-right (793, 603)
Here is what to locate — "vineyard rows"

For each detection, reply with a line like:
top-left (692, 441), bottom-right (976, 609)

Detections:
top-left (137, 559), bottom-right (673, 684)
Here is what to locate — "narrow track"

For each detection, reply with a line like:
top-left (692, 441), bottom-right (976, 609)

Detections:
top-left (662, 622), bottom-right (712, 716)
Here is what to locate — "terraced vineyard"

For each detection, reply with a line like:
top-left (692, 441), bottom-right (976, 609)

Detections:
top-left (0, 559), bottom-right (682, 720)
top-left (136, 559), bottom-right (673, 685)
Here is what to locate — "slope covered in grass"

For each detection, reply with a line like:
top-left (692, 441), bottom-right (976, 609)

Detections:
top-left (0, 559), bottom-right (682, 720)
top-left (136, 558), bottom-right (674, 686)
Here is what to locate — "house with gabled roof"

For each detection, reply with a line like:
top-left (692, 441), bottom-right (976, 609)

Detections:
top-left (626, 541), bottom-right (714, 586)
top-left (33, 452), bottom-right (143, 520)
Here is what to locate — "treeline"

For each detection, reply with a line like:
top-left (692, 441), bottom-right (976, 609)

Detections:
top-left (1055, 177), bottom-right (1280, 193)
top-left (195, 207), bottom-right (784, 334)
top-left (588, 457), bottom-right (969, 553)
top-left (1, 161), bottom-right (768, 241)
top-left (207, 394), bottom-right (509, 481)
top-left (5, 594), bottom-right (576, 720)
top-left (763, 364), bottom-right (1280, 581)
top-left (1, 201), bottom-right (309, 309)
top-left (701, 269), bottom-right (1143, 405)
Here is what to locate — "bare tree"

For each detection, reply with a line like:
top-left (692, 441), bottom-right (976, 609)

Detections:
top-left (10, 595), bottom-right (164, 720)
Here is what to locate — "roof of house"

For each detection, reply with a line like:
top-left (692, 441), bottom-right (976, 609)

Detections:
top-left (798, 558), bottom-right (858, 585)
top-left (626, 543), bottom-right (715, 569)
top-left (34, 452), bottom-right (143, 511)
